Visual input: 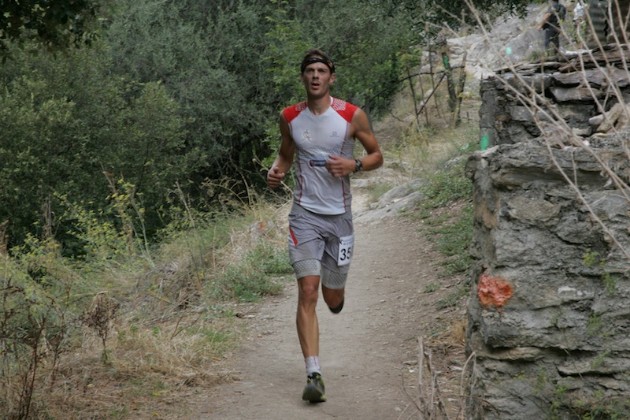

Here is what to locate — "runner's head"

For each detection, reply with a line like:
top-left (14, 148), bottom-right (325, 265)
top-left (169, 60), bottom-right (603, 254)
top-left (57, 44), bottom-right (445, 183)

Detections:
top-left (300, 49), bottom-right (335, 75)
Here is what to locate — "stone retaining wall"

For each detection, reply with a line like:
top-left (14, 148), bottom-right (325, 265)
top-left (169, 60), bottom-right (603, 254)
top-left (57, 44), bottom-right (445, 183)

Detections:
top-left (466, 47), bottom-right (630, 418)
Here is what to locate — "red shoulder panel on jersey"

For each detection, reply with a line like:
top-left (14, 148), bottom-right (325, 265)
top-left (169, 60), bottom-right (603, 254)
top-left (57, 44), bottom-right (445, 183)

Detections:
top-left (331, 97), bottom-right (358, 123)
top-left (282, 101), bottom-right (307, 123)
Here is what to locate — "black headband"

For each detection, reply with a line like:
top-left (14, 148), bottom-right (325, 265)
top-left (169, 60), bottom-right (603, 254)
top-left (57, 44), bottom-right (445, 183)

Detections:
top-left (300, 56), bottom-right (335, 74)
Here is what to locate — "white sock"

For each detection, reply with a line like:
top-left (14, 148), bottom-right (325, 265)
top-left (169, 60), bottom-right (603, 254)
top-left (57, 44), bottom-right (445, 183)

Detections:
top-left (305, 356), bottom-right (321, 376)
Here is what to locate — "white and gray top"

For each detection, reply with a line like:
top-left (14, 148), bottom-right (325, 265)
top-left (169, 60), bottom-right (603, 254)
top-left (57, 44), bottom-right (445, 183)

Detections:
top-left (282, 97), bottom-right (358, 215)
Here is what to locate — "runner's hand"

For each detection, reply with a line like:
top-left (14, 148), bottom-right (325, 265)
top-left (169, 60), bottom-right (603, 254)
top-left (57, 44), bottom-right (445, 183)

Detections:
top-left (267, 167), bottom-right (285, 189)
top-left (326, 155), bottom-right (354, 177)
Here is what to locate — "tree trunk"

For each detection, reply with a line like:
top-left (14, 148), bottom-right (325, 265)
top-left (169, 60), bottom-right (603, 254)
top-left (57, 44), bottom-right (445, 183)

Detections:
top-left (441, 51), bottom-right (457, 115)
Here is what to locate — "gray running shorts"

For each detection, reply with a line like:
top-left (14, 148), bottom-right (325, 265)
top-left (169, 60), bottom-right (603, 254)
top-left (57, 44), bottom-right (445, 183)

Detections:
top-left (287, 203), bottom-right (354, 288)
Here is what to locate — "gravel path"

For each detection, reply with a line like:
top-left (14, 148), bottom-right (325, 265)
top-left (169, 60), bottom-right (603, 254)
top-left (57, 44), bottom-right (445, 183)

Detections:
top-left (194, 206), bottom-right (466, 419)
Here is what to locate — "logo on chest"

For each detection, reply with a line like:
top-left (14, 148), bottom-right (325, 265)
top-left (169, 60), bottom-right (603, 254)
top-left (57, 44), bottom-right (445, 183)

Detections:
top-left (301, 129), bottom-right (313, 143)
top-left (300, 129), bottom-right (341, 143)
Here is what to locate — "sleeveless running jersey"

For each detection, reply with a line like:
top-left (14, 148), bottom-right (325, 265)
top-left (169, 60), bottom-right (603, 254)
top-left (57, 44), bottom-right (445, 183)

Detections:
top-left (282, 97), bottom-right (358, 215)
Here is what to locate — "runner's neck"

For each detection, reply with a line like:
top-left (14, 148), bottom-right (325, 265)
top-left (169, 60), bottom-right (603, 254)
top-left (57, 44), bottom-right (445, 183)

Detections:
top-left (307, 95), bottom-right (333, 116)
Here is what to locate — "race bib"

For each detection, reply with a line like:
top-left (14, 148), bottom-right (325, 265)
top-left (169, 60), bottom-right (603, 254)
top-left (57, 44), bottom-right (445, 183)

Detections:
top-left (337, 235), bottom-right (354, 266)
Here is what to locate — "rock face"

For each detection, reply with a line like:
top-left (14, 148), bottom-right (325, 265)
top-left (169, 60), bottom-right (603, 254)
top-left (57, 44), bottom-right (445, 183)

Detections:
top-left (466, 46), bottom-right (630, 419)
top-left (447, 5), bottom-right (549, 80)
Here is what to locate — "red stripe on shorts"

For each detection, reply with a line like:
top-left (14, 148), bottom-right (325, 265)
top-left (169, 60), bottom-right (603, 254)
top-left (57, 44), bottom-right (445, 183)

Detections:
top-left (289, 227), bottom-right (298, 246)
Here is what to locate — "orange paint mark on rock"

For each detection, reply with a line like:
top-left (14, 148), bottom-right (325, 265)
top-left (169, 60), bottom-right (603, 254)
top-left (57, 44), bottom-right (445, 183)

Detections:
top-left (477, 272), bottom-right (513, 309)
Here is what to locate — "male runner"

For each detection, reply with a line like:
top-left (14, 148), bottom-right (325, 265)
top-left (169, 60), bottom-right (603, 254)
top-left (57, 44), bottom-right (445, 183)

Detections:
top-left (267, 49), bottom-right (383, 403)
top-left (538, 0), bottom-right (567, 53)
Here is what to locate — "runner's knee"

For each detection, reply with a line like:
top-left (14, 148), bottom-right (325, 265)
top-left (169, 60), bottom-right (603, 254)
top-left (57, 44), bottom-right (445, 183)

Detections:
top-left (297, 274), bottom-right (320, 306)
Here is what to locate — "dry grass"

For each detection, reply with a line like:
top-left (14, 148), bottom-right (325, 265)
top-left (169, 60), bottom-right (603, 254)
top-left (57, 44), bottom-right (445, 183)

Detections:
top-left (0, 196), bottom-right (293, 419)
top-left (22, 299), bottom-right (244, 418)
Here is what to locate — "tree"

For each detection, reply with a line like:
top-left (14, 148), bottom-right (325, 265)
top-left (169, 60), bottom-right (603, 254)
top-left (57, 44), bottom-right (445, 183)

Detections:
top-left (378, 0), bottom-right (529, 35)
top-left (0, 42), bottom-right (188, 248)
top-left (104, 0), bottom-right (275, 196)
top-left (264, 0), bottom-right (414, 116)
top-left (0, 0), bottom-right (99, 55)
top-left (0, 0), bottom-right (424, 251)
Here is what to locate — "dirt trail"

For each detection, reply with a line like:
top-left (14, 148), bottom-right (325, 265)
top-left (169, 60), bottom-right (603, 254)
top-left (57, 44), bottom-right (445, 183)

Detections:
top-left (191, 197), bottom-right (467, 419)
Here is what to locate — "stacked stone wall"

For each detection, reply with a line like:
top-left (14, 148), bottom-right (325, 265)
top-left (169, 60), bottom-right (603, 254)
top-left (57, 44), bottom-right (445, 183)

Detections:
top-left (466, 48), bottom-right (630, 419)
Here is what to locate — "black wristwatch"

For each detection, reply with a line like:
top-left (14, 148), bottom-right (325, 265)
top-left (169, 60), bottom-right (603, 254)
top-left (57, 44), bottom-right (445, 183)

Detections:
top-left (354, 159), bottom-right (363, 173)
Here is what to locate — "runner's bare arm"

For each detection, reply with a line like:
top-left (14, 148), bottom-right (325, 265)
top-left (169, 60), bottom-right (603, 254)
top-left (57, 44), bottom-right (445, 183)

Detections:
top-left (267, 114), bottom-right (295, 189)
top-left (352, 108), bottom-right (383, 171)
top-left (326, 108), bottom-right (383, 177)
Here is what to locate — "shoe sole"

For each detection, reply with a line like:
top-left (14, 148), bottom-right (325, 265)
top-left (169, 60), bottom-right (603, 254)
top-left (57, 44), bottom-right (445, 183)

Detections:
top-left (302, 384), bottom-right (326, 403)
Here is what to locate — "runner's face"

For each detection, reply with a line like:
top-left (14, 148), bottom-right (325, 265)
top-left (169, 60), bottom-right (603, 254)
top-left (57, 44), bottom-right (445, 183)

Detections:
top-left (301, 62), bottom-right (335, 99)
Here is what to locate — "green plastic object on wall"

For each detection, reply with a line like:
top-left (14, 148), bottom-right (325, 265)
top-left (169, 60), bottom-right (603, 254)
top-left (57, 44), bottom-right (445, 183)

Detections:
top-left (480, 134), bottom-right (489, 150)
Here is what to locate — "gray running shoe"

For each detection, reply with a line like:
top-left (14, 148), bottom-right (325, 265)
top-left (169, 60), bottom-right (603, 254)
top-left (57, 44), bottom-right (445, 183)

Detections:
top-left (302, 372), bottom-right (326, 403)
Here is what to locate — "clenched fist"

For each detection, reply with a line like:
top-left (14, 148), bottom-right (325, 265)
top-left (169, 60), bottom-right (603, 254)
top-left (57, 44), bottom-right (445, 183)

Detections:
top-left (267, 166), bottom-right (286, 189)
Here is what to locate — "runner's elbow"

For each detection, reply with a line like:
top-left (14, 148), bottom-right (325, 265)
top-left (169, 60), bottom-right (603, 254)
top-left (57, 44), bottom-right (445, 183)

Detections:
top-left (363, 153), bottom-right (383, 171)
top-left (373, 151), bottom-right (384, 169)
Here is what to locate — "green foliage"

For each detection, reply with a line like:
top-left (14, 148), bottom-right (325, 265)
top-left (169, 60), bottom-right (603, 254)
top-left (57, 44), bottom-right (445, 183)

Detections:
top-left (436, 282), bottom-right (470, 309)
top-left (57, 193), bottom-right (135, 264)
top-left (433, 205), bottom-right (473, 274)
top-left (550, 384), bottom-right (569, 417)
top-left (209, 242), bottom-right (289, 302)
top-left (0, 42), bottom-right (188, 249)
top-left (250, 241), bottom-right (292, 276)
top-left (198, 327), bottom-right (234, 356)
top-left (261, 0), bottom-right (415, 158)
top-left (412, 153), bottom-right (474, 276)
top-left (601, 272), bottom-right (617, 294)
top-left (1, 0), bottom-right (419, 253)
top-left (582, 250), bottom-right (617, 294)
top-left (421, 157), bottom-right (473, 208)
top-left (549, 389), bottom-right (630, 419)
top-left (387, 0), bottom-right (529, 36)
top-left (586, 312), bottom-right (603, 337)
top-left (535, 327), bottom-right (629, 419)
top-left (0, 0), bottom-right (521, 255)
top-left (105, 0), bottom-right (273, 193)
top-left (263, 1), bottom-right (313, 106)
top-left (424, 282), bottom-right (440, 293)
top-left (0, 0), bottom-right (98, 55)
top-left (285, 0), bottom-right (414, 116)
top-left (583, 250), bottom-right (600, 267)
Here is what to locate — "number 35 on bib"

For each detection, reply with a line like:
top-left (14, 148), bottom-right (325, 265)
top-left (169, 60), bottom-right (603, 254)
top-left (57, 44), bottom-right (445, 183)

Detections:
top-left (337, 235), bottom-right (354, 266)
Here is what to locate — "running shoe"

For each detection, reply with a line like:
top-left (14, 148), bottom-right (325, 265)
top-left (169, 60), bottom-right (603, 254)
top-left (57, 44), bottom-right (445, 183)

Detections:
top-left (302, 372), bottom-right (326, 403)
top-left (328, 298), bottom-right (344, 314)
